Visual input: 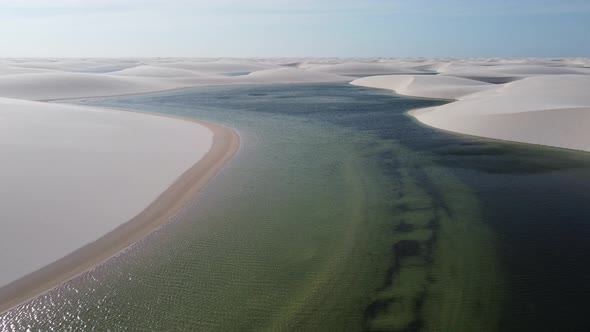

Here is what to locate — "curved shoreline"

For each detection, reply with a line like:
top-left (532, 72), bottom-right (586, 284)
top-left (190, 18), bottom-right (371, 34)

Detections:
top-left (0, 114), bottom-right (240, 314)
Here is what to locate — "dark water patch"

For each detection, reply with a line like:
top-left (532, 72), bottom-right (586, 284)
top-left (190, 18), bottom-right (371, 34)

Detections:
top-left (439, 145), bottom-right (507, 156)
top-left (364, 294), bottom-right (426, 332)
top-left (395, 222), bottom-right (415, 233)
top-left (409, 168), bottom-right (453, 219)
top-left (393, 241), bottom-right (421, 264)
top-left (424, 220), bottom-right (439, 260)
top-left (404, 292), bottom-right (427, 332)
top-left (434, 143), bottom-right (590, 175)
top-left (381, 265), bottom-right (396, 291)
top-left (364, 298), bottom-right (396, 321)
top-left (223, 71), bottom-right (250, 76)
top-left (278, 62), bottom-right (300, 67)
top-left (473, 169), bottom-right (590, 331)
top-left (347, 72), bottom-right (438, 78)
top-left (75, 66), bottom-right (129, 73)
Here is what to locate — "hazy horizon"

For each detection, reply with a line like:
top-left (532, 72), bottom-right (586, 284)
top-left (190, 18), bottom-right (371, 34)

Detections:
top-left (1, 0), bottom-right (589, 58)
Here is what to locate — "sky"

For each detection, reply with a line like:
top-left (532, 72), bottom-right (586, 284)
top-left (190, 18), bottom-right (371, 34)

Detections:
top-left (1, 0), bottom-right (589, 57)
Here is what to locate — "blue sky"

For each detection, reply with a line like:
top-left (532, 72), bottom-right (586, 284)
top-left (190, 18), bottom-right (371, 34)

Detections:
top-left (1, 0), bottom-right (589, 57)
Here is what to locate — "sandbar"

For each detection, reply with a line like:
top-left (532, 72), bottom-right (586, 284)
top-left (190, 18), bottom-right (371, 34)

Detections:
top-left (0, 104), bottom-right (239, 314)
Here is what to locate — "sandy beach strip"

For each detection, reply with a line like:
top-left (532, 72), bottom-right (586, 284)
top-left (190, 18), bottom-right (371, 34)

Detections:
top-left (0, 116), bottom-right (240, 314)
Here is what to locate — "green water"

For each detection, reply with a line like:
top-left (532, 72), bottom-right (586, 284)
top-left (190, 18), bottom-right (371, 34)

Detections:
top-left (3, 84), bottom-right (590, 331)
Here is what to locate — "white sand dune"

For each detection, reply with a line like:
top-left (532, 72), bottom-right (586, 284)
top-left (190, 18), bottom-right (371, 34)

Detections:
top-left (408, 62), bottom-right (449, 73)
top-left (420, 107), bottom-right (590, 152)
top-left (301, 62), bottom-right (423, 75)
top-left (169, 67), bottom-right (350, 87)
top-left (353, 73), bottom-right (590, 151)
top-left (352, 75), bottom-right (494, 100)
top-left (110, 65), bottom-right (206, 78)
top-left (1, 58), bottom-right (140, 73)
top-left (417, 75), bottom-right (590, 115)
top-left (470, 64), bottom-right (590, 76)
top-left (0, 63), bottom-right (352, 101)
top-left (168, 67), bottom-right (350, 87)
top-left (0, 72), bottom-right (180, 100)
top-left (0, 97), bottom-right (213, 289)
top-left (0, 66), bottom-right (58, 75)
top-left (243, 67), bottom-right (351, 83)
top-left (152, 59), bottom-right (277, 74)
top-left (439, 71), bottom-right (522, 84)
top-left (439, 64), bottom-right (590, 83)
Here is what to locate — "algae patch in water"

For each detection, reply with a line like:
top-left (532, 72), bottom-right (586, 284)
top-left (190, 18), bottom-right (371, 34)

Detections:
top-left (361, 140), bottom-right (505, 332)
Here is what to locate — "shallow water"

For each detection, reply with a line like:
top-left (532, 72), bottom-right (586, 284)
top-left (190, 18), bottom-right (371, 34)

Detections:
top-left (2, 84), bottom-right (590, 331)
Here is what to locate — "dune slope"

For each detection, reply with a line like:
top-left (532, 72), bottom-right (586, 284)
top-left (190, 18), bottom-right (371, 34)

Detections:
top-left (0, 72), bottom-right (180, 100)
top-left (0, 97), bottom-right (213, 290)
top-left (353, 74), bottom-right (590, 152)
top-left (352, 75), bottom-right (494, 100)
